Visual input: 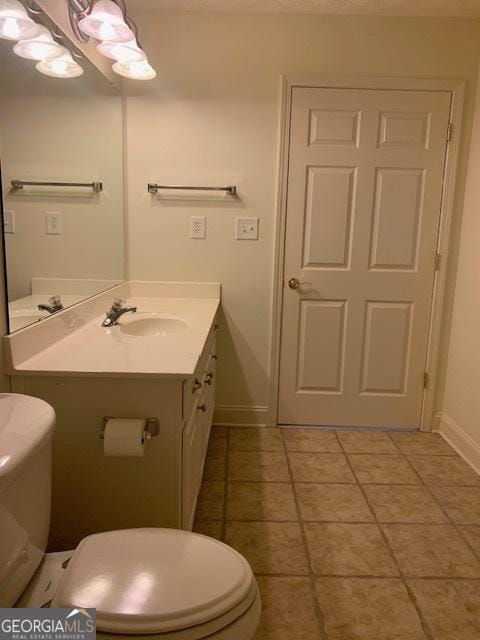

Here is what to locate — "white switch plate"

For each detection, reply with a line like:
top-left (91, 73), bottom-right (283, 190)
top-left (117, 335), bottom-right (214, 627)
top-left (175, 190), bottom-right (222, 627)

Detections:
top-left (3, 210), bottom-right (15, 234)
top-left (45, 211), bottom-right (61, 235)
top-left (235, 217), bottom-right (259, 240)
top-left (189, 215), bottom-right (206, 239)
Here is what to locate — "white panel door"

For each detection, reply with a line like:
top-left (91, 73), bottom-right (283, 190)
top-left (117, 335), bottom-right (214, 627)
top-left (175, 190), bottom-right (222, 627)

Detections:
top-left (279, 87), bottom-right (451, 428)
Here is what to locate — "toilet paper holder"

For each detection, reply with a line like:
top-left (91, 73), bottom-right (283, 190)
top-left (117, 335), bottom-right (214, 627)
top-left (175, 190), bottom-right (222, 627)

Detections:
top-left (100, 417), bottom-right (160, 442)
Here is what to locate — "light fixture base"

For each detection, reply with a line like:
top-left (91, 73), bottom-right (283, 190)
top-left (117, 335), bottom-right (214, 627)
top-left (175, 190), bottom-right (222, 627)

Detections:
top-left (68, 0), bottom-right (90, 44)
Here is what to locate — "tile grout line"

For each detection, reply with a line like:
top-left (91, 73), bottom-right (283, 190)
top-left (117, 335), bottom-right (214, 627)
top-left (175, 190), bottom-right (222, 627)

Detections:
top-left (252, 572), bottom-right (480, 581)
top-left (400, 446), bottom-right (480, 567)
top-left (383, 431), bottom-right (402, 453)
top-left (194, 517), bottom-right (480, 527)
top-left (280, 428), bottom-right (330, 640)
top-left (220, 427), bottom-right (231, 542)
top-left (226, 444), bottom-right (461, 458)
top-left (205, 477), bottom-right (480, 486)
top-left (338, 431), bottom-right (437, 640)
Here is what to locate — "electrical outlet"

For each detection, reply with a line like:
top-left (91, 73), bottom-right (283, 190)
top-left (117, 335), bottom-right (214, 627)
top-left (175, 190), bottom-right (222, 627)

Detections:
top-left (3, 210), bottom-right (15, 234)
top-left (235, 217), bottom-right (259, 240)
top-left (189, 216), bottom-right (206, 239)
top-left (45, 211), bottom-right (61, 235)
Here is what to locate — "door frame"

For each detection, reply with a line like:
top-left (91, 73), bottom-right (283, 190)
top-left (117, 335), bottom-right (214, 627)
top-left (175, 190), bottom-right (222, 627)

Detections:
top-left (269, 75), bottom-right (465, 431)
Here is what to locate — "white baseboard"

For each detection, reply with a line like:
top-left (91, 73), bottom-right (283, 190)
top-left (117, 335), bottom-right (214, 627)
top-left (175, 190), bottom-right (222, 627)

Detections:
top-left (213, 405), bottom-right (269, 427)
top-left (439, 413), bottom-right (480, 476)
top-left (431, 412), bottom-right (442, 433)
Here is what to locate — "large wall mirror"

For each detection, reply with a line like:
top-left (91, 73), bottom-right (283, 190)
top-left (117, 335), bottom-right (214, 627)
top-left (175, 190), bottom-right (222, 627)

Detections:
top-left (0, 20), bottom-right (125, 333)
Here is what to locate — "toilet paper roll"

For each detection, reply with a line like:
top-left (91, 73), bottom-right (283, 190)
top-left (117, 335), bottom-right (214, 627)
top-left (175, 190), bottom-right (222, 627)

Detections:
top-left (103, 418), bottom-right (146, 457)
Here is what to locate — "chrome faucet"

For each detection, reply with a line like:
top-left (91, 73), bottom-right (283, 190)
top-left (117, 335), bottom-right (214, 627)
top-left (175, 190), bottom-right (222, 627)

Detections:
top-left (102, 297), bottom-right (137, 327)
top-left (38, 296), bottom-right (63, 314)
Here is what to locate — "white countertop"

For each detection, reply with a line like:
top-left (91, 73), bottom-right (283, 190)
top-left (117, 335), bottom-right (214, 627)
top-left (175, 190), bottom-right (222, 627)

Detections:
top-left (5, 282), bottom-right (220, 379)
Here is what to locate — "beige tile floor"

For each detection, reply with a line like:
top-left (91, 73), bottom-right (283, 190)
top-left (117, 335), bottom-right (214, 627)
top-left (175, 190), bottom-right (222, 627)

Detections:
top-left (194, 426), bottom-right (480, 640)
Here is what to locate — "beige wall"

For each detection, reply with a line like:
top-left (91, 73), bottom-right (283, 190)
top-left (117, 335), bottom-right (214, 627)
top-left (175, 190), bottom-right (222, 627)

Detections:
top-left (125, 11), bottom-right (480, 424)
top-left (441, 62), bottom-right (480, 447)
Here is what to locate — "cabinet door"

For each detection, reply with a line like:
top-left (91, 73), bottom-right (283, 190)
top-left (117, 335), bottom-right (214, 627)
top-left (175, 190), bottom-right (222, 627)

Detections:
top-left (181, 394), bottom-right (205, 530)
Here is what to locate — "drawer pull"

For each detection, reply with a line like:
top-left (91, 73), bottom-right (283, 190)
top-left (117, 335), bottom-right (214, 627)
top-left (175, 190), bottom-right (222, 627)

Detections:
top-left (192, 378), bottom-right (202, 393)
top-left (198, 404), bottom-right (207, 412)
top-left (205, 372), bottom-right (214, 385)
top-left (212, 354), bottom-right (218, 360)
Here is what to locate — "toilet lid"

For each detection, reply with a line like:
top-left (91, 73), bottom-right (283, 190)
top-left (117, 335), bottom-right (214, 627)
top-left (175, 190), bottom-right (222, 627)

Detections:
top-left (51, 528), bottom-right (254, 635)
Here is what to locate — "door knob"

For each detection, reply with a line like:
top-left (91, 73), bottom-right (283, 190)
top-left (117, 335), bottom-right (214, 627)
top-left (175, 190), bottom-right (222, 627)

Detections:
top-left (288, 277), bottom-right (300, 290)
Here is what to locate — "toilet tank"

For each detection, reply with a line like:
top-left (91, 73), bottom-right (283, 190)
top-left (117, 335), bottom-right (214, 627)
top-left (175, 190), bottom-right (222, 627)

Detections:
top-left (0, 394), bottom-right (55, 606)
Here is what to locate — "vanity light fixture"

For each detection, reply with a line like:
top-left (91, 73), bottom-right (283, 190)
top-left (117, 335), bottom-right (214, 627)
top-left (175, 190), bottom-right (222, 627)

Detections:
top-left (0, 0), bottom-right (41, 41)
top-left (13, 24), bottom-right (63, 60)
top-left (77, 0), bottom-right (132, 43)
top-left (0, 1), bottom-right (83, 79)
top-left (68, 0), bottom-right (156, 80)
top-left (112, 58), bottom-right (156, 80)
top-left (97, 37), bottom-right (145, 62)
top-left (0, 0), bottom-right (154, 81)
top-left (36, 45), bottom-right (84, 78)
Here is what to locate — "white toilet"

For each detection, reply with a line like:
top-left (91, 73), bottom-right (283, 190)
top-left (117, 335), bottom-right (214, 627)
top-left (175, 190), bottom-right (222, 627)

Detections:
top-left (0, 393), bottom-right (261, 639)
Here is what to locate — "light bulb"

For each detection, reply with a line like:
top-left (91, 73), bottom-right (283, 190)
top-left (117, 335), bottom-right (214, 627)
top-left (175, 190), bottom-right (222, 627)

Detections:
top-left (97, 37), bottom-right (145, 62)
top-left (78, 0), bottom-right (132, 43)
top-left (112, 58), bottom-right (156, 80)
top-left (0, 0), bottom-right (41, 41)
top-left (36, 46), bottom-right (83, 78)
top-left (13, 25), bottom-right (63, 61)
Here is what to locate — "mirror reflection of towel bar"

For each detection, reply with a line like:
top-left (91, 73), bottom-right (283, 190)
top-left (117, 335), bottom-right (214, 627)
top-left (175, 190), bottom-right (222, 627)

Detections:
top-left (10, 179), bottom-right (103, 193)
top-left (147, 183), bottom-right (237, 196)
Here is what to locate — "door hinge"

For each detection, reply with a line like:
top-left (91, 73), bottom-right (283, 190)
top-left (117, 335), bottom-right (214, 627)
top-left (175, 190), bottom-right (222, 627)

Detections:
top-left (446, 122), bottom-right (453, 142)
top-left (423, 372), bottom-right (429, 389)
top-left (434, 253), bottom-right (441, 271)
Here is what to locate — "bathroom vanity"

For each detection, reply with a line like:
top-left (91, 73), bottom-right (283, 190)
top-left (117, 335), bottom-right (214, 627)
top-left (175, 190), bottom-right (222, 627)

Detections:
top-left (4, 281), bottom-right (219, 549)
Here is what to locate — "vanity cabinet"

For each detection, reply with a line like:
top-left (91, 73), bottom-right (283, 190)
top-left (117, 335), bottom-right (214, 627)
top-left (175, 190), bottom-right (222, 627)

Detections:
top-left (11, 322), bottom-right (217, 550)
top-left (182, 330), bottom-right (216, 529)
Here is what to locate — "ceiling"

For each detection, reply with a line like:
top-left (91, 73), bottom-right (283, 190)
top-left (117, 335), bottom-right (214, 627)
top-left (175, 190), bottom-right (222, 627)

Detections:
top-left (127, 0), bottom-right (480, 17)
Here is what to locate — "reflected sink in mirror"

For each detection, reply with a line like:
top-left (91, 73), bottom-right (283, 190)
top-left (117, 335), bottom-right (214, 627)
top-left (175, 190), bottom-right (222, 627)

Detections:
top-left (9, 309), bottom-right (48, 333)
top-left (118, 313), bottom-right (189, 337)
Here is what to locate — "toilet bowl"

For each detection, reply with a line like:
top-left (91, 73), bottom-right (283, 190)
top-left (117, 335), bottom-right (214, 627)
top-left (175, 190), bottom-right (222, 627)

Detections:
top-left (0, 394), bottom-right (261, 639)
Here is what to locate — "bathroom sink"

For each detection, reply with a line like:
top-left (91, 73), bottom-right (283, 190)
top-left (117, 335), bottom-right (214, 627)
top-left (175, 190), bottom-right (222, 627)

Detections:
top-left (119, 314), bottom-right (188, 337)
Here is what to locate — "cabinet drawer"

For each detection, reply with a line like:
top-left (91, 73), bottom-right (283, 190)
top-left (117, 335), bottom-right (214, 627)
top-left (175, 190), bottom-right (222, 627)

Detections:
top-left (183, 325), bottom-right (217, 419)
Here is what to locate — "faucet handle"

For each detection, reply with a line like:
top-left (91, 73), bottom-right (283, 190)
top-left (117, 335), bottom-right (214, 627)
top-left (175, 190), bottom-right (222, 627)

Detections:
top-left (112, 297), bottom-right (127, 309)
top-left (49, 295), bottom-right (62, 306)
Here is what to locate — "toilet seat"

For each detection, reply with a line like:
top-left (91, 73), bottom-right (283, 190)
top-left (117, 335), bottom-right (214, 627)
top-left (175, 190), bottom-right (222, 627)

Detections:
top-left (95, 585), bottom-right (261, 640)
top-left (51, 528), bottom-right (256, 636)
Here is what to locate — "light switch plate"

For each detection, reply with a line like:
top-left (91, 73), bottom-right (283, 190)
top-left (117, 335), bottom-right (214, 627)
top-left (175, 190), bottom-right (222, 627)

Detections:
top-left (45, 211), bottom-right (61, 235)
top-left (3, 210), bottom-right (15, 234)
top-left (190, 216), bottom-right (206, 239)
top-left (235, 217), bottom-right (259, 240)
